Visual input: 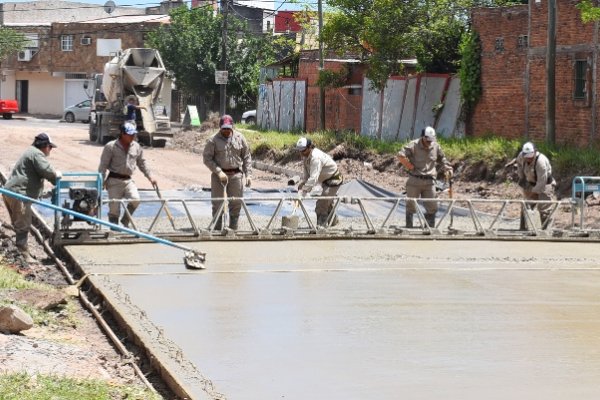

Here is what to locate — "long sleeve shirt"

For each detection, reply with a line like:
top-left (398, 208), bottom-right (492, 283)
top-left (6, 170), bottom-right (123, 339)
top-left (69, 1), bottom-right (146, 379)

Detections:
top-left (300, 148), bottom-right (338, 193)
top-left (516, 151), bottom-right (553, 194)
top-left (98, 139), bottom-right (153, 180)
top-left (203, 130), bottom-right (252, 176)
top-left (398, 138), bottom-right (451, 178)
top-left (4, 146), bottom-right (60, 198)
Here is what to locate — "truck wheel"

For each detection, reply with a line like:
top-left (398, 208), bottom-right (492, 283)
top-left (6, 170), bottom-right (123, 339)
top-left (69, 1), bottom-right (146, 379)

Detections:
top-left (89, 125), bottom-right (98, 143)
top-left (2, 114), bottom-right (13, 120)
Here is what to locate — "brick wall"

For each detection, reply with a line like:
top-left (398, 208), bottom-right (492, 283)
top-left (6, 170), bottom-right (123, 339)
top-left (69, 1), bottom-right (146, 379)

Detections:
top-left (301, 58), bottom-right (364, 132)
top-left (471, 6), bottom-right (529, 140)
top-left (472, 1), bottom-right (599, 148)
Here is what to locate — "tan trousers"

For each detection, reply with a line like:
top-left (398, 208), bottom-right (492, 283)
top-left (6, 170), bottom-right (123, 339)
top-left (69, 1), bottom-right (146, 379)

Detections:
top-left (3, 195), bottom-right (33, 249)
top-left (106, 177), bottom-right (140, 220)
top-left (405, 176), bottom-right (437, 214)
top-left (315, 184), bottom-right (341, 217)
top-left (211, 172), bottom-right (244, 218)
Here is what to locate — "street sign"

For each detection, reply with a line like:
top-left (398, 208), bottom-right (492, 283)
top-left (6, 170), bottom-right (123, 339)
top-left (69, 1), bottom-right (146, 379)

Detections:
top-left (215, 71), bottom-right (228, 85)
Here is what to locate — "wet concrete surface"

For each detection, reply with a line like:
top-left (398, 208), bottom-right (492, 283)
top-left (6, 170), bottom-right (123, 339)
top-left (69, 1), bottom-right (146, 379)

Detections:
top-left (66, 240), bottom-right (600, 399)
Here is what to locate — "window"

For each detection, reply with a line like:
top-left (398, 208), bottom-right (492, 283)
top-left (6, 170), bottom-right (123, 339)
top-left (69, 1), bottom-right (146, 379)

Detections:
top-left (61, 35), bottom-right (74, 51)
top-left (574, 60), bottom-right (587, 100)
top-left (517, 35), bottom-right (528, 49)
top-left (495, 37), bottom-right (504, 52)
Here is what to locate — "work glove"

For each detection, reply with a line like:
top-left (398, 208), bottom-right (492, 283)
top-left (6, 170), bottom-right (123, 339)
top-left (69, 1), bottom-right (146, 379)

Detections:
top-left (445, 169), bottom-right (453, 179)
top-left (246, 176), bottom-right (252, 188)
top-left (55, 170), bottom-right (63, 180)
top-left (149, 177), bottom-right (157, 186)
top-left (217, 171), bottom-right (228, 185)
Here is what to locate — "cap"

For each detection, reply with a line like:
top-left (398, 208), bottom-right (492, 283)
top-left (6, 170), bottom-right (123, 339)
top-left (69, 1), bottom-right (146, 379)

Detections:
top-left (220, 115), bottom-right (234, 130)
top-left (295, 137), bottom-right (312, 151)
top-left (423, 126), bottom-right (436, 141)
top-left (122, 122), bottom-right (137, 135)
top-left (33, 132), bottom-right (57, 148)
top-left (522, 142), bottom-right (535, 158)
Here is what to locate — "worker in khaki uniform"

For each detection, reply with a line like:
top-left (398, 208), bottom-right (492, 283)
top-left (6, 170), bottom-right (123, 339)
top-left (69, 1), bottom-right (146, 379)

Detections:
top-left (295, 137), bottom-right (343, 227)
top-left (516, 141), bottom-right (555, 229)
top-left (397, 126), bottom-right (453, 228)
top-left (98, 123), bottom-right (156, 227)
top-left (2, 133), bottom-right (62, 263)
top-left (203, 115), bottom-right (252, 230)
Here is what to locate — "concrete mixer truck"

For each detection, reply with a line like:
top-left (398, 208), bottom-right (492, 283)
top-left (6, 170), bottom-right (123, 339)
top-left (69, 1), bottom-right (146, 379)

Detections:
top-left (87, 48), bottom-right (171, 146)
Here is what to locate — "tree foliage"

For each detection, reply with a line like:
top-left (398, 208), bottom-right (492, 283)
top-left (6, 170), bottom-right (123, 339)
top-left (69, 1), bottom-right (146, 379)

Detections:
top-left (146, 6), bottom-right (293, 112)
top-left (0, 27), bottom-right (26, 63)
top-left (577, 0), bottom-right (600, 23)
top-left (321, 0), bottom-right (528, 90)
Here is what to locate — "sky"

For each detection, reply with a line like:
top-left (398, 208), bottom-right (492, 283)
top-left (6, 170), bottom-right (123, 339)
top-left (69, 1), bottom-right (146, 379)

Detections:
top-left (4, 0), bottom-right (323, 11)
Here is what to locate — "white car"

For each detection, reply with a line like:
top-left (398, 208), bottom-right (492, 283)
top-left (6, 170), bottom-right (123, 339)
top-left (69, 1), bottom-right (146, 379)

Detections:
top-left (63, 99), bottom-right (91, 123)
top-left (241, 109), bottom-right (256, 125)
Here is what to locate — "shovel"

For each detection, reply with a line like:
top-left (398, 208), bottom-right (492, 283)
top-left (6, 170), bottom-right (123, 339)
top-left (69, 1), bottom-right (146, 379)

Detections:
top-left (153, 183), bottom-right (176, 229)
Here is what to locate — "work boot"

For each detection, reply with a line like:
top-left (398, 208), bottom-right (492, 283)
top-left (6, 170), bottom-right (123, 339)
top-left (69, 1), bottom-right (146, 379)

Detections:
top-left (120, 204), bottom-right (136, 228)
top-left (330, 214), bottom-right (339, 227)
top-left (17, 246), bottom-right (35, 264)
top-left (108, 216), bottom-right (119, 231)
top-left (405, 212), bottom-right (414, 228)
top-left (229, 216), bottom-right (239, 230)
top-left (15, 232), bottom-right (28, 250)
top-left (425, 213), bottom-right (436, 228)
top-left (213, 216), bottom-right (223, 231)
top-left (540, 213), bottom-right (551, 230)
top-left (519, 212), bottom-right (527, 231)
top-left (316, 214), bottom-right (328, 227)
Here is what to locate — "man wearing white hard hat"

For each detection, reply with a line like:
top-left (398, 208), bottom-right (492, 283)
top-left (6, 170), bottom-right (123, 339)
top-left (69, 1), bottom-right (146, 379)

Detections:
top-left (295, 137), bottom-right (343, 227)
top-left (3, 133), bottom-right (62, 263)
top-left (203, 114), bottom-right (252, 231)
top-left (98, 122), bottom-right (156, 228)
top-left (397, 126), bottom-right (453, 229)
top-left (516, 141), bottom-right (555, 229)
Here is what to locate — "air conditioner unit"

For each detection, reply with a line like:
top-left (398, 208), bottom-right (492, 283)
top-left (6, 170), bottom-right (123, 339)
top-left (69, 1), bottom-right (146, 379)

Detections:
top-left (17, 49), bottom-right (32, 62)
top-left (81, 37), bottom-right (92, 46)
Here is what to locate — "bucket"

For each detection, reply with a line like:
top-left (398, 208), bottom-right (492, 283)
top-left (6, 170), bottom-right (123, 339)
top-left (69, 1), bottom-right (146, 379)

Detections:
top-left (282, 215), bottom-right (299, 229)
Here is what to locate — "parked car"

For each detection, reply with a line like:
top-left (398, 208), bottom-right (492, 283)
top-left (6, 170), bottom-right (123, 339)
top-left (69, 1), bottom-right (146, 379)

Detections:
top-left (0, 99), bottom-right (19, 119)
top-left (63, 99), bottom-right (91, 123)
top-left (241, 109), bottom-right (256, 125)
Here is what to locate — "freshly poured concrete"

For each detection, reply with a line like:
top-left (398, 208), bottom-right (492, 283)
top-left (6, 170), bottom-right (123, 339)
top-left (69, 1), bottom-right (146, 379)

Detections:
top-left (67, 240), bottom-right (600, 400)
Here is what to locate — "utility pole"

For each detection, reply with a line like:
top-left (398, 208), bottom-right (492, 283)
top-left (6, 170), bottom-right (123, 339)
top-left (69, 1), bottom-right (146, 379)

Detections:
top-left (318, 0), bottom-right (325, 130)
top-left (546, 0), bottom-right (556, 145)
top-left (220, 0), bottom-right (229, 116)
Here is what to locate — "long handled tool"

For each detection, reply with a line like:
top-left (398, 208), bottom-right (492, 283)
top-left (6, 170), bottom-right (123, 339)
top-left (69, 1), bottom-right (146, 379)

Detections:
top-left (0, 188), bottom-right (206, 269)
top-left (446, 171), bottom-right (455, 230)
top-left (152, 183), bottom-right (176, 229)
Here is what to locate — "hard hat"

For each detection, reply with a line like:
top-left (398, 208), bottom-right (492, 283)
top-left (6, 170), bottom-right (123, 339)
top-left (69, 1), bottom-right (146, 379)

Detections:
top-left (422, 126), bottom-right (436, 140)
top-left (33, 132), bottom-right (57, 148)
top-left (122, 122), bottom-right (137, 135)
top-left (295, 137), bottom-right (312, 151)
top-left (219, 114), bottom-right (234, 129)
top-left (522, 142), bottom-right (535, 158)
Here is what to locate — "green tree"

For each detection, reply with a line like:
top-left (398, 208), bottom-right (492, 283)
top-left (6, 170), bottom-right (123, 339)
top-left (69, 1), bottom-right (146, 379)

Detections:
top-left (0, 27), bottom-right (26, 63)
top-left (146, 6), bottom-right (292, 115)
top-left (321, 0), bottom-right (527, 90)
top-left (577, 0), bottom-right (600, 23)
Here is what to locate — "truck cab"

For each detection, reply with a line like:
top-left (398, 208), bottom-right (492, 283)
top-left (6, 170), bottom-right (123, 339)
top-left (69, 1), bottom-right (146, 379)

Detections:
top-left (0, 99), bottom-right (19, 119)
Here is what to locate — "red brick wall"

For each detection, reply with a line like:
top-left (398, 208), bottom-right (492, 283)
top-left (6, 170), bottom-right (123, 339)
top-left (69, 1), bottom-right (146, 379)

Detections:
top-left (301, 58), bottom-right (364, 132)
top-left (472, 1), bottom-right (598, 147)
top-left (471, 6), bottom-right (529, 140)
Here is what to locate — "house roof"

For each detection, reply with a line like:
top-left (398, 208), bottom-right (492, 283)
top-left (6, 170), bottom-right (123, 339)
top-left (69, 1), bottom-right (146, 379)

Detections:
top-left (2, 0), bottom-right (145, 24)
top-left (80, 14), bottom-right (170, 24)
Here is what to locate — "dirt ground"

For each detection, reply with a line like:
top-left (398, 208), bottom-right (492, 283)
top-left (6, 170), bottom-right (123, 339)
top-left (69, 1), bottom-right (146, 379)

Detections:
top-left (0, 116), bottom-right (599, 397)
